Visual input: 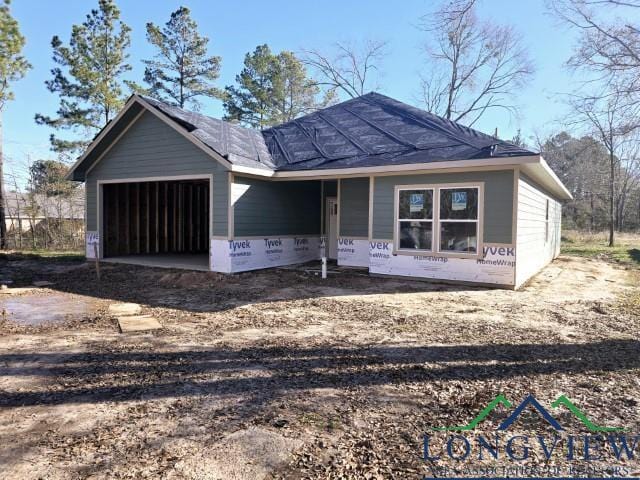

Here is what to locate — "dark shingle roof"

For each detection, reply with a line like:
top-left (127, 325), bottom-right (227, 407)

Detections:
top-left (141, 92), bottom-right (535, 172)
top-left (141, 96), bottom-right (274, 171)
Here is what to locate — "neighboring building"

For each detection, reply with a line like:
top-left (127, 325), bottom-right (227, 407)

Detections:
top-left (5, 190), bottom-right (84, 232)
top-left (67, 93), bottom-right (571, 288)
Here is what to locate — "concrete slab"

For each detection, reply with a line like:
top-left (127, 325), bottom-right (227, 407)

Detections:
top-left (118, 315), bottom-right (162, 333)
top-left (103, 254), bottom-right (209, 272)
top-left (108, 302), bottom-right (142, 316)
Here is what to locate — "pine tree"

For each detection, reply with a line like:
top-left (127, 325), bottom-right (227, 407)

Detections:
top-left (35, 0), bottom-right (132, 156)
top-left (224, 45), bottom-right (333, 129)
top-left (0, 0), bottom-right (30, 249)
top-left (142, 6), bottom-right (222, 109)
top-left (271, 51), bottom-right (334, 125)
top-left (223, 44), bottom-right (277, 129)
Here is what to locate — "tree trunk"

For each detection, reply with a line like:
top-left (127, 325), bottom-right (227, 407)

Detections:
top-left (590, 192), bottom-right (595, 233)
top-left (608, 149), bottom-right (615, 247)
top-left (0, 112), bottom-right (7, 250)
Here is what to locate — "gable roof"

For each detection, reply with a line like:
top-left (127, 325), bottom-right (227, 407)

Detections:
top-left (67, 93), bottom-right (571, 199)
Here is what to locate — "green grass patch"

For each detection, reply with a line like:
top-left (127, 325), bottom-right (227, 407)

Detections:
top-left (561, 230), bottom-right (640, 267)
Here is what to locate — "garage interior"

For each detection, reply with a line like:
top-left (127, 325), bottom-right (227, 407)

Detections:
top-left (102, 179), bottom-right (210, 270)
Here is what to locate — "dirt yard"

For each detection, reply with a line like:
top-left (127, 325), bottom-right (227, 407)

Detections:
top-left (0, 253), bottom-right (638, 479)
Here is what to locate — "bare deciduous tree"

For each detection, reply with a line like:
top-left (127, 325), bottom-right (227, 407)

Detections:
top-left (419, 0), bottom-right (534, 126)
top-left (614, 136), bottom-right (640, 229)
top-left (301, 40), bottom-right (387, 98)
top-left (551, 0), bottom-right (640, 241)
top-left (550, 0), bottom-right (640, 99)
top-left (566, 92), bottom-right (640, 245)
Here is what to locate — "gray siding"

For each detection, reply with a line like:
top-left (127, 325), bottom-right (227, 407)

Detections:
top-left (372, 170), bottom-right (515, 243)
top-left (233, 176), bottom-right (321, 237)
top-left (85, 111), bottom-right (229, 236)
top-left (211, 173), bottom-right (229, 236)
top-left (339, 177), bottom-right (369, 237)
top-left (516, 175), bottom-right (562, 286)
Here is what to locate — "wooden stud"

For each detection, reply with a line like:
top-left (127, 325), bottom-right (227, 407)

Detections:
top-left (177, 183), bottom-right (181, 252)
top-left (103, 185), bottom-right (109, 257)
top-left (125, 183), bottom-right (130, 255)
top-left (196, 184), bottom-right (201, 251)
top-left (114, 184), bottom-right (120, 256)
top-left (173, 183), bottom-right (178, 252)
top-left (189, 183), bottom-right (194, 252)
top-left (146, 182), bottom-right (150, 254)
top-left (163, 182), bottom-right (171, 252)
top-left (136, 183), bottom-right (141, 254)
top-left (156, 181), bottom-right (160, 253)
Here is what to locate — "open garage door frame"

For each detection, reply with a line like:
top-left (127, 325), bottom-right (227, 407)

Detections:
top-left (96, 174), bottom-right (214, 261)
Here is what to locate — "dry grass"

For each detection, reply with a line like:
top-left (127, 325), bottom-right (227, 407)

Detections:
top-left (562, 230), bottom-right (640, 266)
top-left (0, 248), bottom-right (638, 478)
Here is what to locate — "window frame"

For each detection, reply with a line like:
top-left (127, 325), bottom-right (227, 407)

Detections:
top-left (393, 182), bottom-right (484, 259)
top-left (396, 187), bottom-right (435, 252)
top-left (545, 198), bottom-right (550, 244)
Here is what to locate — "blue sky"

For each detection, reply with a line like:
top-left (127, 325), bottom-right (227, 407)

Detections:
top-left (5, 0), bottom-right (582, 181)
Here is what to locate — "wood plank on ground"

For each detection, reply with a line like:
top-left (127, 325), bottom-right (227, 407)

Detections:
top-left (118, 315), bottom-right (162, 333)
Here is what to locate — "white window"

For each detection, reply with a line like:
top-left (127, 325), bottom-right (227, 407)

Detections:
top-left (395, 184), bottom-right (482, 256)
top-left (397, 188), bottom-right (434, 251)
top-left (439, 187), bottom-right (479, 254)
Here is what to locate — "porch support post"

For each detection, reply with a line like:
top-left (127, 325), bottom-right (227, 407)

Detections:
top-left (320, 180), bottom-right (324, 236)
top-left (336, 178), bottom-right (341, 238)
top-left (368, 175), bottom-right (374, 241)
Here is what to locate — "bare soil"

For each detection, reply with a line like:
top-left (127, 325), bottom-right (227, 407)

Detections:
top-left (0, 254), bottom-right (638, 479)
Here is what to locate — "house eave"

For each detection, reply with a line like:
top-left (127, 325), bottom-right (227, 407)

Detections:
top-left (231, 154), bottom-right (572, 201)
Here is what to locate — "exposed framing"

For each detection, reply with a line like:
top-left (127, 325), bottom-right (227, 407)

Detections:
top-left (96, 174), bottom-right (214, 259)
top-left (393, 182), bottom-right (485, 259)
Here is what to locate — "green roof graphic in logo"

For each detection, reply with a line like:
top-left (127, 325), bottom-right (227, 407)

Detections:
top-left (432, 394), bottom-right (625, 432)
top-left (551, 395), bottom-right (625, 432)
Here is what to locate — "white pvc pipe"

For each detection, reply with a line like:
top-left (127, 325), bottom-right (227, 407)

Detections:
top-left (321, 257), bottom-right (327, 279)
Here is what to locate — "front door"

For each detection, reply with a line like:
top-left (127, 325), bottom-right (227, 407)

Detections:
top-left (326, 197), bottom-right (338, 259)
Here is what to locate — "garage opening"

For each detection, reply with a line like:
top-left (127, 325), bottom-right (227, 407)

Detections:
top-left (102, 179), bottom-right (210, 270)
